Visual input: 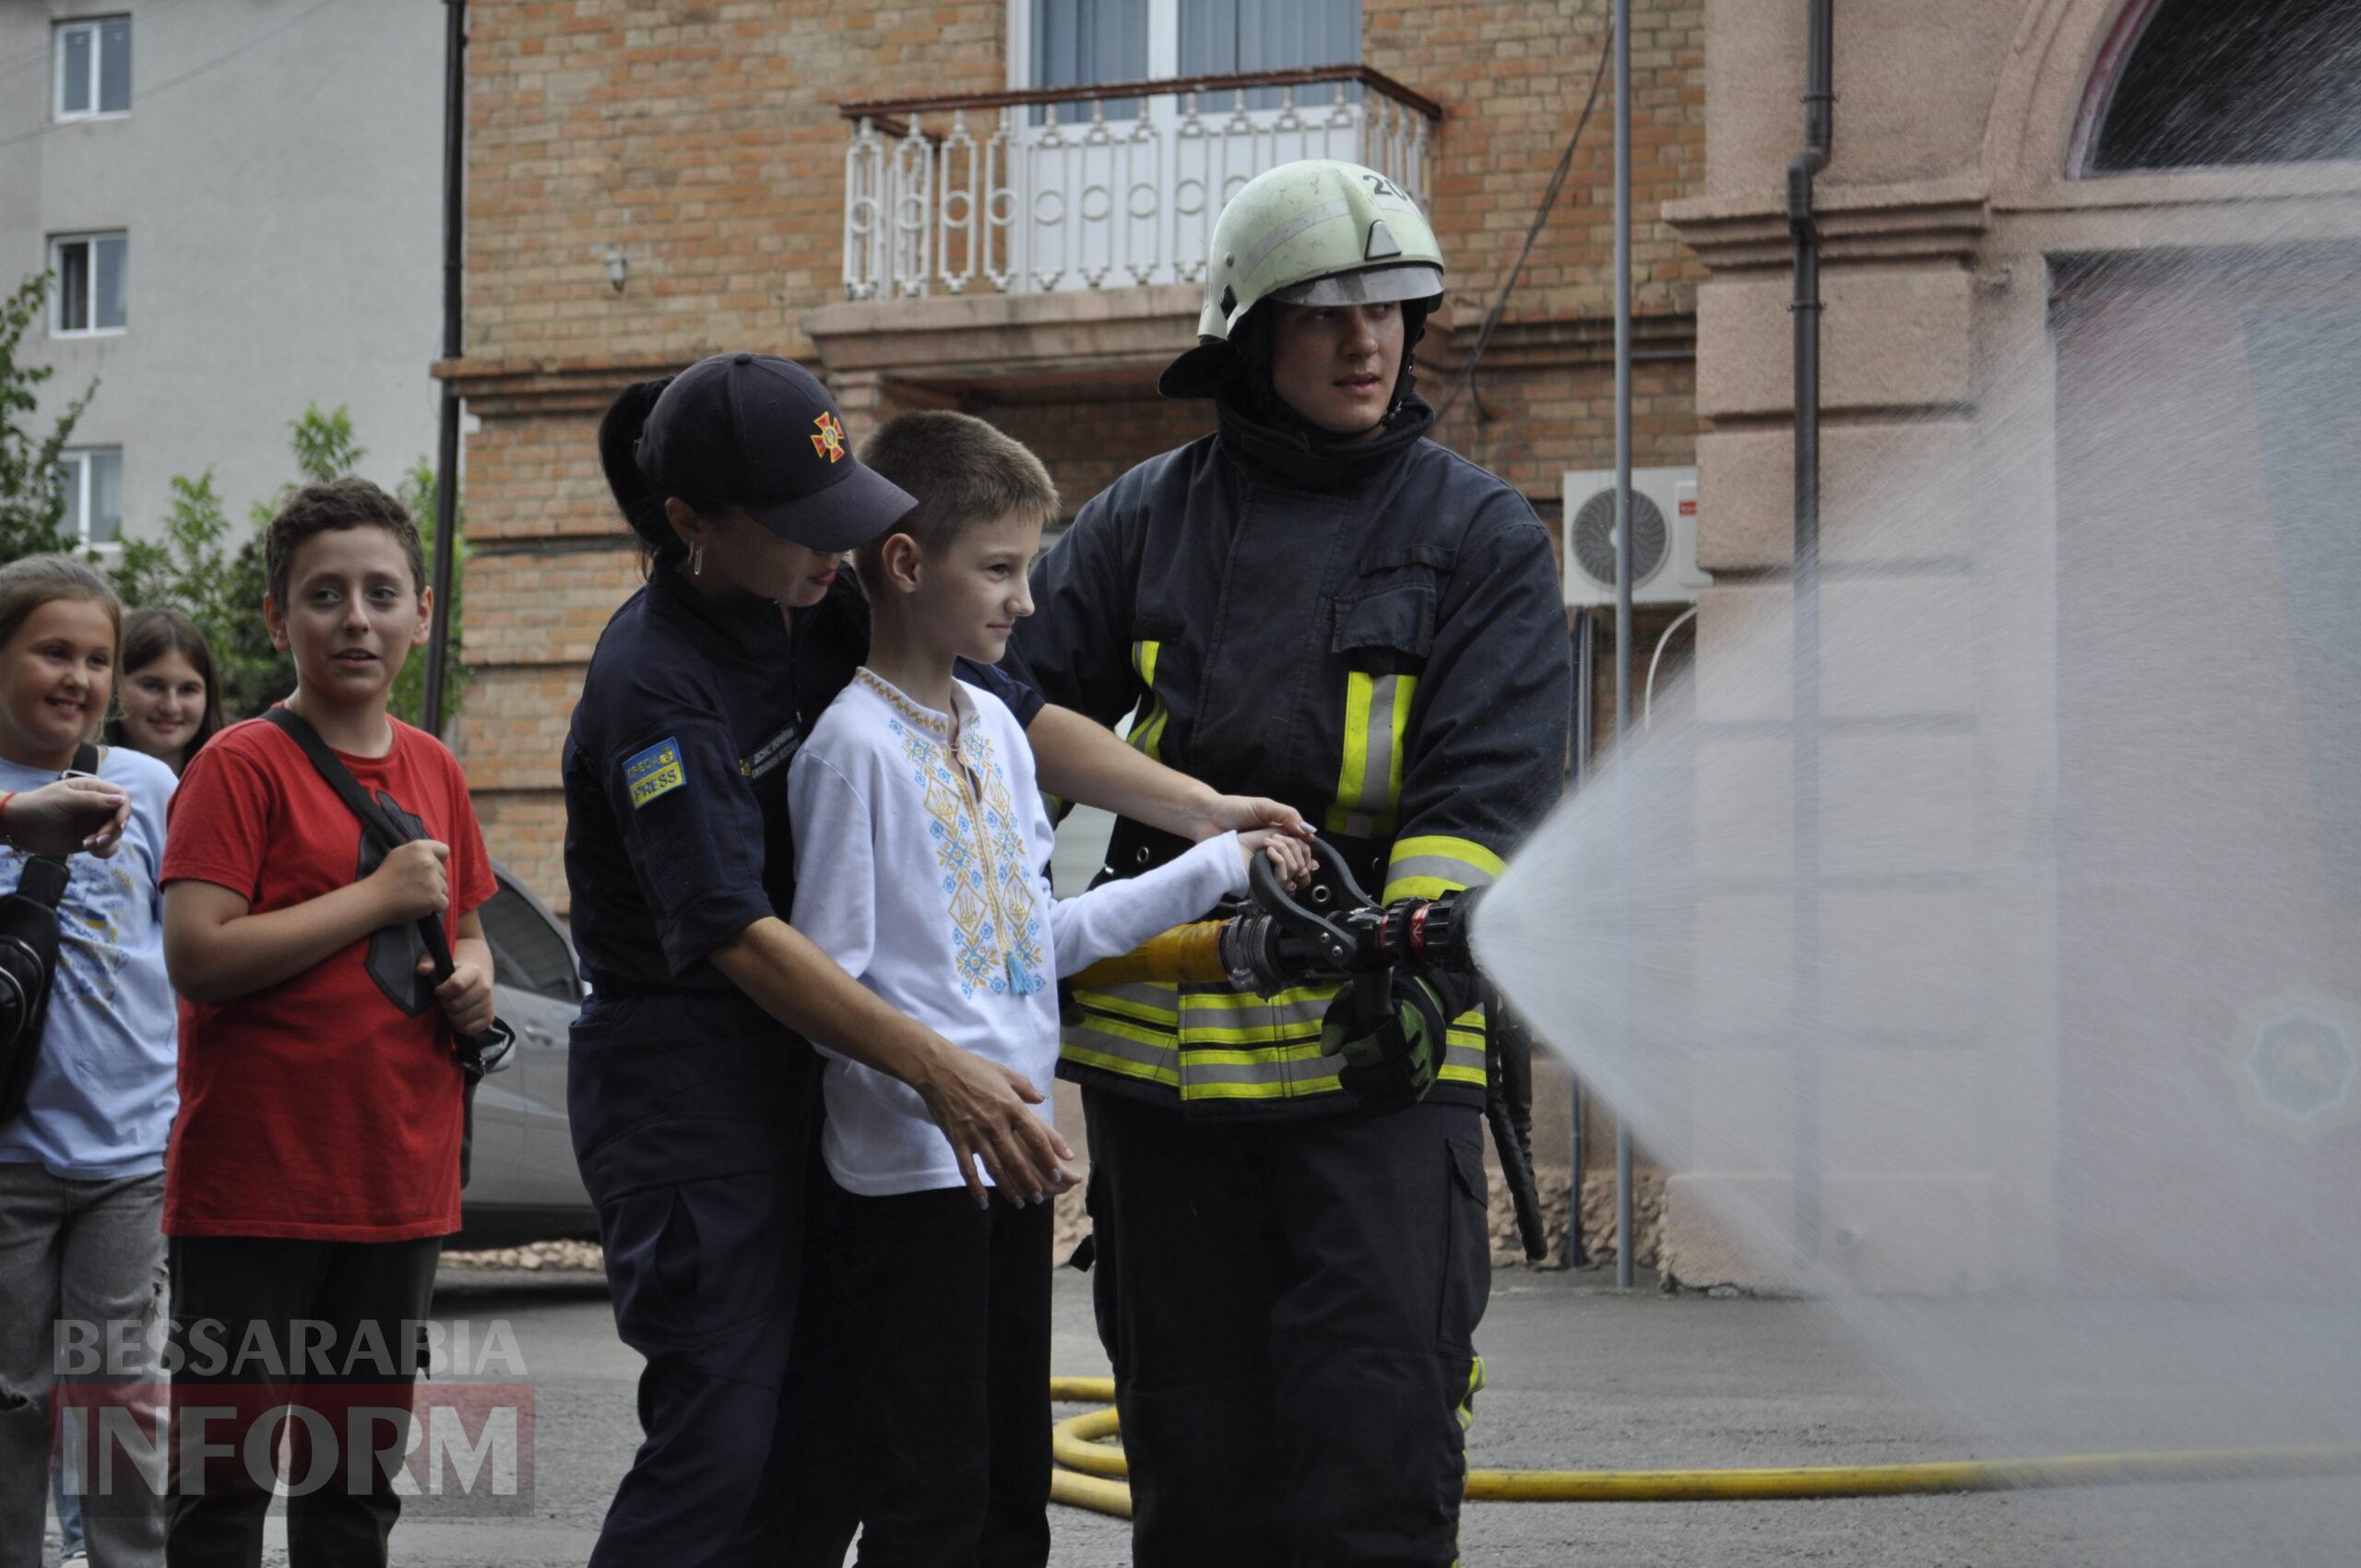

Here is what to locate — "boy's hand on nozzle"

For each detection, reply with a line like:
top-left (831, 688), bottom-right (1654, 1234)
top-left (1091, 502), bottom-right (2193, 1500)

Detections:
top-left (1184, 792), bottom-right (1311, 845)
top-left (1239, 828), bottom-right (1315, 891)
top-left (422, 956), bottom-right (495, 1037)
top-left (2, 776), bottom-right (131, 858)
top-left (368, 839), bottom-right (450, 925)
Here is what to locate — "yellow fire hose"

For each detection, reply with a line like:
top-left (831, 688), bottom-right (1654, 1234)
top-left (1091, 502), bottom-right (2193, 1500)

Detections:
top-left (1047, 1377), bottom-right (2361, 1517)
top-left (1064, 921), bottom-right (1229, 990)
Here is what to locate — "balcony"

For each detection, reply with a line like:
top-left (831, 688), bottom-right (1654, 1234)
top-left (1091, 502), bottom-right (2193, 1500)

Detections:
top-left (838, 65), bottom-right (1440, 300)
top-left (803, 65), bottom-right (1442, 405)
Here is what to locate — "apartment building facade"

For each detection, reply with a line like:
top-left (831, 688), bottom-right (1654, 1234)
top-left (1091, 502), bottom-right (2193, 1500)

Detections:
top-left (0, 0), bottom-right (443, 548)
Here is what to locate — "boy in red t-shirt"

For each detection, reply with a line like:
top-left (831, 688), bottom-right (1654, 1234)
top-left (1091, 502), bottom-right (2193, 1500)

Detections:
top-left (159, 479), bottom-right (497, 1568)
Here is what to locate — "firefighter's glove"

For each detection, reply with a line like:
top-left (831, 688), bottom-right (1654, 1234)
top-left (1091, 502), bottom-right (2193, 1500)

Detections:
top-left (1321, 972), bottom-right (1451, 1113)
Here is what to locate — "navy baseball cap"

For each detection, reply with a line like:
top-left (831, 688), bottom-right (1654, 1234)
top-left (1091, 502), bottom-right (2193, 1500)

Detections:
top-left (634, 351), bottom-right (916, 552)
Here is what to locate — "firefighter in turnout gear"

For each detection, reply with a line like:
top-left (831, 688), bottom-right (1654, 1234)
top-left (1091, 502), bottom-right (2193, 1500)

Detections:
top-left (1004, 160), bottom-right (1572, 1566)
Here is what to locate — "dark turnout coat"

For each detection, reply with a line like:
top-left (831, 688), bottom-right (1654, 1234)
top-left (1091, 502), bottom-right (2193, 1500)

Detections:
top-left (1006, 393), bottom-right (1572, 1121)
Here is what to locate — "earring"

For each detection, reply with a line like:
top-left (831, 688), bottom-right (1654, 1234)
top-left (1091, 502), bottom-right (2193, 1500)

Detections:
top-left (689, 543), bottom-right (705, 577)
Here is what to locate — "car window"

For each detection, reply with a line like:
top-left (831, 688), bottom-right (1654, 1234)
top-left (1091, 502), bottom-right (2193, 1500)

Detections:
top-left (481, 876), bottom-right (582, 1004)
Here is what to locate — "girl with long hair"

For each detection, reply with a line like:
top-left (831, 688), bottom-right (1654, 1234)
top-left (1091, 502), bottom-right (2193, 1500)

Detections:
top-left (107, 606), bottom-right (226, 774)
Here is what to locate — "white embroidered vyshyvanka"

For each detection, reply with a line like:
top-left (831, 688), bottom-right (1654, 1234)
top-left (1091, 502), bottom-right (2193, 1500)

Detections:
top-left (789, 669), bottom-right (1246, 1196)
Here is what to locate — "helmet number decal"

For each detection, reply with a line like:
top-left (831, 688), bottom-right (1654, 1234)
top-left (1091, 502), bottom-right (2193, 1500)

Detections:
top-left (1363, 174), bottom-right (1402, 200)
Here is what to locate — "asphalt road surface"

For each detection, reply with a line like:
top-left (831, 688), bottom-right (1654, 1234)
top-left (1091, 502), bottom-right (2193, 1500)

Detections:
top-left (48, 1266), bottom-right (2361, 1565)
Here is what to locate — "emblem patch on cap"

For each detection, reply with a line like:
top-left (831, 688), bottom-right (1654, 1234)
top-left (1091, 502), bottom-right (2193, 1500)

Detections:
top-left (811, 411), bottom-right (847, 463)
top-left (623, 738), bottom-right (688, 810)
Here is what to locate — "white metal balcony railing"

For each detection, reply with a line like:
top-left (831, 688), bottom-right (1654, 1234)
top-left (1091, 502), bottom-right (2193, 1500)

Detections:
top-left (838, 65), bottom-right (1442, 300)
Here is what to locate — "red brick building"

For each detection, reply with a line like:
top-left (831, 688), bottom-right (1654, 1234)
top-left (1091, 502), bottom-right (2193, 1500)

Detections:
top-left (445, 1), bottom-right (1709, 1260)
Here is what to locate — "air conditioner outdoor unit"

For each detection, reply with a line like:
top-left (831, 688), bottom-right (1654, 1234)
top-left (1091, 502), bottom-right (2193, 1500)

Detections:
top-left (1560, 466), bottom-right (1710, 609)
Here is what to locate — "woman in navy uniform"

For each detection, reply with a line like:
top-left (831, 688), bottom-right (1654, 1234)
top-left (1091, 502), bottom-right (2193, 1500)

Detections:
top-left (564, 351), bottom-right (1299, 1565)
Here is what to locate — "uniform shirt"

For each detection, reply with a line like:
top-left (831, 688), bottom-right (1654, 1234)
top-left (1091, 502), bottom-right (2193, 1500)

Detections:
top-left (789, 671), bottom-right (1245, 1195)
top-left (563, 567), bottom-right (1043, 997)
top-left (160, 715), bottom-right (495, 1241)
top-left (0, 745), bottom-right (178, 1181)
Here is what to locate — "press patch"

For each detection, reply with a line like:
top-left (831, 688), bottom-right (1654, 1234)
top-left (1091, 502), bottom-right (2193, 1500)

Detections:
top-left (624, 739), bottom-right (687, 810)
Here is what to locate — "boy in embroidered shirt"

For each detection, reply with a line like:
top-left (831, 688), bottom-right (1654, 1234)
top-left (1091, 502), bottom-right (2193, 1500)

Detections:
top-left (788, 412), bottom-right (1310, 1565)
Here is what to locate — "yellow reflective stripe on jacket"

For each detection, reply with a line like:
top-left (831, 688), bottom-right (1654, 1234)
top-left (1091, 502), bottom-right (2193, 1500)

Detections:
top-left (1066, 981), bottom-right (1181, 1086)
top-left (1387, 834), bottom-right (1500, 1086)
top-left (1325, 671), bottom-right (1418, 837)
top-left (1382, 834), bottom-right (1506, 904)
top-left (1442, 1012), bottom-right (1488, 1086)
top-left (1128, 640), bottom-right (1170, 761)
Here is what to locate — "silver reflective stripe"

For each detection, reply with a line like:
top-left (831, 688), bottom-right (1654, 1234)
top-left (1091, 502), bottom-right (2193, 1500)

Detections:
top-left (1181, 1060), bottom-right (1307, 1088)
top-left (1085, 980), bottom-right (1180, 1019)
top-left (1341, 672), bottom-right (1408, 837)
top-left (1063, 1018), bottom-right (1180, 1081)
top-left (1444, 1042), bottom-right (1489, 1076)
top-left (1175, 992), bottom-right (1332, 1035)
top-left (1240, 198), bottom-right (1355, 279)
top-left (1386, 851), bottom-right (1501, 890)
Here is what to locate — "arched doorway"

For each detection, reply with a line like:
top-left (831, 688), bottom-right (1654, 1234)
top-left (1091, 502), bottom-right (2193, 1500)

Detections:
top-left (2047, 0), bottom-right (2361, 1284)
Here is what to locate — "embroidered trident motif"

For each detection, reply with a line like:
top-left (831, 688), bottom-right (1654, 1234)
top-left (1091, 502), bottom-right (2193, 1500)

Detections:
top-left (811, 411), bottom-right (847, 463)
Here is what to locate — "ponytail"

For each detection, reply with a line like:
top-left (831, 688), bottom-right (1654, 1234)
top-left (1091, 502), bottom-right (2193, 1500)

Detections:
top-left (599, 377), bottom-right (682, 572)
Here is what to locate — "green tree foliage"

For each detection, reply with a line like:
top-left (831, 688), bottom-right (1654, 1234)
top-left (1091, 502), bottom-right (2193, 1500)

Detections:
top-left (0, 273), bottom-right (96, 559)
top-left (391, 457), bottom-right (468, 730)
top-left (2, 291), bottom-right (467, 730)
top-left (111, 406), bottom-right (468, 731)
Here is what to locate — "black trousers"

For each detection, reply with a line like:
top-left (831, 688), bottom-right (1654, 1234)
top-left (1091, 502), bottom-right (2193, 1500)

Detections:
top-left (566, 994), bottom-right (840, 1568)
top-left (1083, 1090), bottom-right (1491, 1568)
top-left (797, 1175), bottom-right (1055, 1568)
top-left (164, 1233), bottom-right (444, 1568)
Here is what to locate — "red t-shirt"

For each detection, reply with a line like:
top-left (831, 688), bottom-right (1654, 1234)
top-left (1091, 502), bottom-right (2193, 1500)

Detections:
top-left (160, 713), bottom-right (496, 1241)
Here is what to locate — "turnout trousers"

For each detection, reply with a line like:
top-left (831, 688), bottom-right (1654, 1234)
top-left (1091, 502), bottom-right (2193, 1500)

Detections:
top-left (1081, 1089), bottom-right (1490, 1568)
top-left (568, 993), bottom-right (836, 1568)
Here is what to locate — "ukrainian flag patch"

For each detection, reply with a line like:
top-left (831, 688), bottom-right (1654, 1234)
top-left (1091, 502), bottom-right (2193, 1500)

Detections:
top-left (623, 738), bottom-right (687, 810)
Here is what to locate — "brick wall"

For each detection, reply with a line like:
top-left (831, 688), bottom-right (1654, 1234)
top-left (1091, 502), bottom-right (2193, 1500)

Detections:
top-left (463, 2), bottom-right (1705, 367)
top-left (463, 2), bottom-right (1012, 368)
top-left (1370, 0), bottom-right (1706, 321)
top-left (453, 1), bottom-right (1711, 914)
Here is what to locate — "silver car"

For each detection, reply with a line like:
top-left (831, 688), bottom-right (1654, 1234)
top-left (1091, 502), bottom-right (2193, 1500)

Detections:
top-left (457, 864), bottom-right (598, 1248)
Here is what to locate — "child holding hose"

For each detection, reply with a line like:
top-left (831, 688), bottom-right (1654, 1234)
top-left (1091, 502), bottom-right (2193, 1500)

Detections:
top-left (785, 410), bottom-right (1311, 1565)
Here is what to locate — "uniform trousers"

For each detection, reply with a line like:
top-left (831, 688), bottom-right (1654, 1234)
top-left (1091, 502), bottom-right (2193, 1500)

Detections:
top-left (1082, 1089), bottom-right (1490, 1568)
top-left (568, 994), bottom-right (842, 1568)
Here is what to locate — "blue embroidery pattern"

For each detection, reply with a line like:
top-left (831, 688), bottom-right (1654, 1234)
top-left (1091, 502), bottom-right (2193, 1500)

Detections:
top-left (868, 672), bottom-right (1049, 1002)
top-left (966, 731), bottom-right (1049, 994)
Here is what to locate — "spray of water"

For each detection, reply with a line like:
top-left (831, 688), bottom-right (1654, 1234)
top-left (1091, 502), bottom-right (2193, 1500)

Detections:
top-left (1474, 144), bottom-right (2361, 1568)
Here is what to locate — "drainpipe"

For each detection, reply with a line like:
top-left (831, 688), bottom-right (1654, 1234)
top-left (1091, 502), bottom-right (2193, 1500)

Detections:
top-left (1570, 608), bottom-right (1595, 1267)
top-left (1610, 0), bottom-right (1637, 1292)
top-left (1786, 0), bottom-right (1833, 1267)
top-left (421, 0), bottom-right (467, 736)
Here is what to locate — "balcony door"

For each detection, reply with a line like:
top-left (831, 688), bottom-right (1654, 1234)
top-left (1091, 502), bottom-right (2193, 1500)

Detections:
top-left (1019, 2), bottom-right (1359, 99)
top-left (1006, 1), bottom-right (1366, 291)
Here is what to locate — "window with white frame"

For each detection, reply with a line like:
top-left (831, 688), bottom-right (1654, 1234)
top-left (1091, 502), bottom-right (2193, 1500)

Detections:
top-left (1017, 0), bottom-right (1360, 115)
top-left (54, 16), bottom-right (132, 121)
top-left (58, 448), bottom-right (124, 547)
top-left (52, 234), bottom-right (127, 336)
